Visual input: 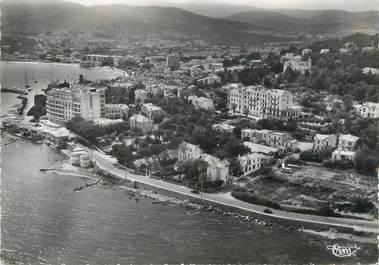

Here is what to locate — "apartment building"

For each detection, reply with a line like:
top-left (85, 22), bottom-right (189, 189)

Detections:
top-left (166, 53), bottom-right (181, 70)
top-left (228, 85), bottom-right (300, 120)
top-left (46, 85), bottom-right (106, 125)
top-left (241, 128), bottom-right (298, 150)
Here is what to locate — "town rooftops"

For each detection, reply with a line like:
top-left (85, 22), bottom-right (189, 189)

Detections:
top-left (212, 123), bottom-right (235, 131)
top-left (239, 152), bottom-right (268, 161)
top-left (200, 154), bottom-right (229, 169)
top-left (179, 141), bottom-right (202, 152)
top-left (129, 114), bottom-right (152, 123)
top-left (142, 103), bottom-right (162, 111)
top-left (314, 134), bottom-right (334, 141)
top-left (339, 134), bottom-right (359, 142)
top-left (243, 142), bottom-right (279, 155)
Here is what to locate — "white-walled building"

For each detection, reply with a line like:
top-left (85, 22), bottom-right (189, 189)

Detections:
top-left (228, 85), bottom-right (300, 120)
top-left (338, 134), bottom-right (359, 151)
top-left (46, 85), bottom-right (106, 125)
top-left (355, 102), bottom-right (379, 118)
top-left (82, 54), bottom-right (121, 67)
top-left (281, 53), bottom-right (312, 74)
top-left (283, 58), bottom-right (312, 74)
top-left (241, 129), bottom-right (298, 150)
top-left (239, 153), bottom-right (268, 176)
top-left (332, 149), bottom-right (356, 162)
top-left (212, 123), bottom-right (235, 133)
top-left (200, 154), bottom-right (229, 182)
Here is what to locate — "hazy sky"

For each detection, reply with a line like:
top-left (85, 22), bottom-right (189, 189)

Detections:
top-left (65, 0), bottom-right (379, 11)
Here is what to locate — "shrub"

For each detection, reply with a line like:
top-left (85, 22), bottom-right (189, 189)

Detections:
top-left (323, 159), bottom-right (354, 170)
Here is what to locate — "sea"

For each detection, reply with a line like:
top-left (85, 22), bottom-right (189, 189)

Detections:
top-left (1, 61), bottom-right (377, 264)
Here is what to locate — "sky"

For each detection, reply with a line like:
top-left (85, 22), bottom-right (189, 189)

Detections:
top-left (65, 0), bottom-right (379, 11)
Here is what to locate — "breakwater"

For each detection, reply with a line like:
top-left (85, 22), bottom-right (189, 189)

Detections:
top-left (93, 166), bottom-right (372, 235)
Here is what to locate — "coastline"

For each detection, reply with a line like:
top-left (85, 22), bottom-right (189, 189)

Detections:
top-left (3, 127), bottom-right (378, 236)
top-left (2, 131), bottom-right (376, 245)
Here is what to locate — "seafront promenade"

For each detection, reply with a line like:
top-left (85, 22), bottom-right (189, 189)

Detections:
top-left (91, 150), bottom-right (378, 233)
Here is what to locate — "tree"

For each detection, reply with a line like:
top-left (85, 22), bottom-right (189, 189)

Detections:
top-left (229, 157), bottom-right (242, 177)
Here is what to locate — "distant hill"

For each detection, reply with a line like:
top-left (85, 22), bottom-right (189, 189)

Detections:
top-left (1, 0), bottom-right (288, 45)
top-left (226, 11), bottom-right (315, 32)
top-left (227, 9), bottom-right (379, 33)
top-left (175, 0), bottom-right (263, 18)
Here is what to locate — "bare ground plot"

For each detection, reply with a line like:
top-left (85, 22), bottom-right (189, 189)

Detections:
top-left (239, 165), bottom-right (377, 217)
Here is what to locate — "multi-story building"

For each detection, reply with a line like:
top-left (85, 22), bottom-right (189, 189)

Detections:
top-left (46, 85), bottom-right (105, 125)
top-left (141, 103), bottom-right (164, 120)
top-left (281, 53), bottom-right (312, 74)
top-left (104, 104), bottom-right (129, 119)
top-left (238, 153), bottom-right (268, 176)
top-left (355, 102), bottom-right (379, 118)
top-left (338, 134), bottom-right (359, 151)
top-left (129, 114), bottom-right (153, 134)
top-left (283, 58), bottom-right (312, 74)
top-left (241, 129), bottom-right (298, 150)
top-left (228, 85), bottom-right (300, 120)
top-left (81, 54), bottom-right (121, 67)
top-left (166, 53), bottom-right (180, 70)
top-left (312, 134), bottom-right (338, 151)
top-left (178, 141), bottom-right (203, 162)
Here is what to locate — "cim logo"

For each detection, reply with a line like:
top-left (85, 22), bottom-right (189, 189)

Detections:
top-left (327, 244), bottom-right (360, 257)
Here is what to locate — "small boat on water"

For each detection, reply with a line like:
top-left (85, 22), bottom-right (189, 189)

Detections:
top-left (152, 201), bottom-right (168, 205)
top-left (73, 185), bottom-right (85, 191)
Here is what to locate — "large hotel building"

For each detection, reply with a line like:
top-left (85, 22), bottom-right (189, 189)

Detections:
top-left (46, 85), bottom-right (105, 125)
top-left (228, 85), bottom-right (300, 120)
top-left (46, 84), bottom-right (127, 125)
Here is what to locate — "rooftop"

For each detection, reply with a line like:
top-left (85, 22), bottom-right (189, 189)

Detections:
top-left (243, 142), bottom-right (279, 155)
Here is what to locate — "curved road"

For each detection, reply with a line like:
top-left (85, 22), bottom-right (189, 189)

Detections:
top-left (91, 150), bottom-right (378, 233)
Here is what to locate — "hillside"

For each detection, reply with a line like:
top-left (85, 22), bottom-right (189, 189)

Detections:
top-left (175, 0), bottom-right (262, 18)
top-left (226, 11), bottom-right (315, 32)
top-left (1, 0), bottom-right (288, 45)
top-left (226, 9), bottom-right (379, 33)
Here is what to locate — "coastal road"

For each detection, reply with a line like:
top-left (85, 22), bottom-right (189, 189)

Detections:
top-left (91, 150), bottom-right (378, 233)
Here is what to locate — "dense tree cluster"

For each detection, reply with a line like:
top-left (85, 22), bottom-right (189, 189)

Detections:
top-left (66, 117), bottom-right (129, 144)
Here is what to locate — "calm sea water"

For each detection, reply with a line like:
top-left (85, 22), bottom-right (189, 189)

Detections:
top-left (1, 62), bottom-right (377, 264)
